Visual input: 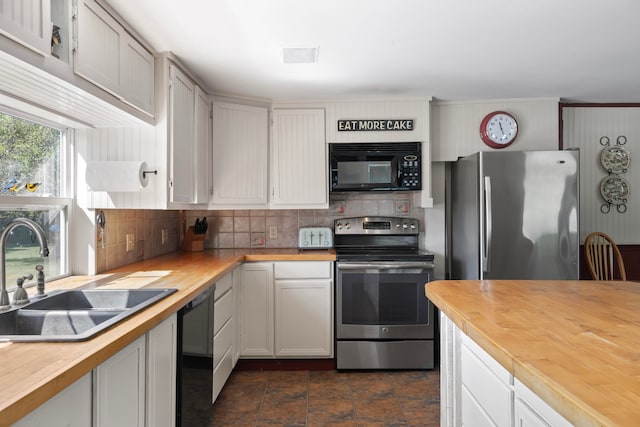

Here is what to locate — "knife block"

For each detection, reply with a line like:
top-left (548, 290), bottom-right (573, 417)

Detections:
top-left (181, 226), bottom-right (205, 252)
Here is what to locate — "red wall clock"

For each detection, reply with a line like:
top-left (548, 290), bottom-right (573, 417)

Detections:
top-left (480, 111), bottom-right (518, 148)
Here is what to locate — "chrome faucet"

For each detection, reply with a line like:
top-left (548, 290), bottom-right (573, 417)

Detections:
top-left (0, 218), bottom-right (49, 311)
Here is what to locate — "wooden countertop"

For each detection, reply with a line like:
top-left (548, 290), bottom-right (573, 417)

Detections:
top-left (0, 249), bottom-right (335, 426)
top-left (426, 279), bottom-right (640, 427)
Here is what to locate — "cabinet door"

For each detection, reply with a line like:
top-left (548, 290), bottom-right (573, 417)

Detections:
top-left (75, 0), bottom-right (123, 94)
top-left (147, 314), bottom-right (177, 427)
top-left (270, 108), bottom-right (327, 208)
top-left (274, 279), bottom-right (332, 357)
top-left (238, 262), bottom-right (274, 357)
top-left (194, 85), bottom-right (211, 203)
top-left (169, 63), bottom-right (196, 203)
top-left (211, 102), bottom-right (268, 207)
top-left (121, 33), bottom-right (155, 115)
top-left (13, 373), bottom-right (92, 427)
top-left (0, 0), bottom-right (51, 55)
top-left (94, 335), bottom-right (146, 427)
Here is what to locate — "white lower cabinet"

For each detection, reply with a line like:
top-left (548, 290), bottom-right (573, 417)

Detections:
top-left (441, 312), bottom-right (571, 427)
top-left (239, 261), bottom-right (333, 358)
top-left (274, 261), bottom-right (332, 357)
top-left (94, 335), bottom-right (146, 426)
top-left (238, 262), bottom-right (274, 356)
top-left (13, 372), bottom-right (92, 427)
top-left (146, 314), bottom-right (177, 427)
top-left (94, 314), bottom-right (177, 427)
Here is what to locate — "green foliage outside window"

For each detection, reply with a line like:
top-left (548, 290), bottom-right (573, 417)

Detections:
top-left (0, 112), bottom-right (61, 197)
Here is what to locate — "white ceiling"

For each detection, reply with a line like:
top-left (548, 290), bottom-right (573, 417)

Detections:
top-left (106, 0), bottom-right (640, 103)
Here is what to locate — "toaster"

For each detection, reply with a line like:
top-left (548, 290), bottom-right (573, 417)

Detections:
top-left (298, 227), bottom-right (333, 250)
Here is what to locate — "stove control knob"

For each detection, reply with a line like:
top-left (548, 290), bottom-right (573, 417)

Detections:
top-left (395, 223), bottom-right (401, 229)
top-left (336, 223), bottom-right (343, 230)
top-left (382, 327), bottom-right (389, 334)
top-left (345, 222), bottom-right (351, 230)
top-left (410, 224), bottom-right (416, 230)
top-left (402, 223), bottom-right (408, 230)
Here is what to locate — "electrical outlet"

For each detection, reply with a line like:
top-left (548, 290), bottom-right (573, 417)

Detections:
top-left (126, 233), bottom-right (135, 252)
top-left (269, 225), bottom-right (278, 239)
top-left (161, 229), bottom-right (168, 245)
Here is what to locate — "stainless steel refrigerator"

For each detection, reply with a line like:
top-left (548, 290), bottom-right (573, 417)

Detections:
top-left (450, 150), bottom-right (579, 280)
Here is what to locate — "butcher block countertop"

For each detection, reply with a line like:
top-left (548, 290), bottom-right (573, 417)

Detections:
top-left (426, 279), bottom-right (640, 427)
top-left (0, 249), bottom-right (335, 426)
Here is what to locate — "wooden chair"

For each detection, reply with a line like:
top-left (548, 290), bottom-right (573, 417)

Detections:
top-left (584, 232), bottom-right (626, 280)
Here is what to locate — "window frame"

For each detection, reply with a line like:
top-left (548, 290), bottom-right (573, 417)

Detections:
top-left (0, 108), bottom-right (73, 290)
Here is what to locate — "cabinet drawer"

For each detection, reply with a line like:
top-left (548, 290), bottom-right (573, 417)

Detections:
top-left (515, 379), bottom-right (572, 427)
top-left (213, 345), bottom-right (234, 403)
top-left (462, 334), bottom-right (511, 384)
top-left (461, 338), bottom-right (513, 426)
top-left (214, 273), bottom-right (233, 300)
top-left (274, 261), bottom-right (332, 279)
top-left (213, 318), bottom-right (233, 370)
top-left (213, 290), bottom-right (232, 335)
top-left (461, 386), bottom-right (498, 427)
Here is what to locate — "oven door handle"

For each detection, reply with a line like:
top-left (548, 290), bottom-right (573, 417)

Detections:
top-left (337, 262), bottom-right (434, 270)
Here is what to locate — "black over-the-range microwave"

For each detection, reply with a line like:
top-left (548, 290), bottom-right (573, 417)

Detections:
top-left (329, 142), bottom-right (422, 192)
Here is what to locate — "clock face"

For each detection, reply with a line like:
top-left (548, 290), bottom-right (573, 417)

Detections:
top-left (480, 112), bottom-right (518, 148)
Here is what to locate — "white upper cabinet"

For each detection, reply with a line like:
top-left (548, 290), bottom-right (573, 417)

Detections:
top-left (0, 0), bottom-right (51, 55)
top-left (168, 63), bottom-right (211, 205)
top-left (194, 85), bottom-right (211, 204)
top-left (121, 34), bottom-right (155, 114)
top-left (74, 0), bottom-right (154, 116)
top-left (270, 108), bottom-right (327, 209)
top-left (168, 63), bottom-right (195, 204)
top-left (211, 101), bottom-right (269, 208)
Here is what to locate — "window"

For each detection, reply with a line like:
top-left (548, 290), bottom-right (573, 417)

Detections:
top-left (0, 110), bottom-right (70, 291)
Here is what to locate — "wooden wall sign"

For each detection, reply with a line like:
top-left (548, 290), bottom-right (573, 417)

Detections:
top-left (338, 119), bottom-right (414, 131)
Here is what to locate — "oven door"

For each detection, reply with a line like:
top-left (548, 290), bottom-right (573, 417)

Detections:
top-left (336, 261), bottom-right (434, 340)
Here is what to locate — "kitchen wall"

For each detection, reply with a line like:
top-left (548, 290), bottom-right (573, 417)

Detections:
top-left (563, 106), bottom-right (640, 244)
top-left (95, 209), bottom-right (180, 273)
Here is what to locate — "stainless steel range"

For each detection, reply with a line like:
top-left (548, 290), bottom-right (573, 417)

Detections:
top-left (334, 216), bottom-right (435, 370)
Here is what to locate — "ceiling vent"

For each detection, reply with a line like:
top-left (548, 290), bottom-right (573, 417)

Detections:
top-left (282, 46), bottom-right (319, 64)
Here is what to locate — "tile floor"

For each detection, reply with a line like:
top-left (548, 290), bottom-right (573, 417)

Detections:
top-left (190, 368), bottom-right (440, 426)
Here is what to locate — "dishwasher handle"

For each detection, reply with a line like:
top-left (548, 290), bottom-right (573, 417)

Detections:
top-left (183, 286), bottom-right (214, 312)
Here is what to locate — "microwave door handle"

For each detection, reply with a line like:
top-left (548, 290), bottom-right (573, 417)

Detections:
top-left (483, 176), bottom-right (492, 274)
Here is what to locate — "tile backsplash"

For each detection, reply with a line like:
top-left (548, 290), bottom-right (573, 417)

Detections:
top-left (185, 193), bottom-right (424, 249)
top-left (95, 209), bottom-right (180, 273)
top-left (98, 192), bottom-right (423, 271)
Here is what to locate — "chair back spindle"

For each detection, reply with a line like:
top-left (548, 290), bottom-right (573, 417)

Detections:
top-left (584, 232), bottom-right (626, 281)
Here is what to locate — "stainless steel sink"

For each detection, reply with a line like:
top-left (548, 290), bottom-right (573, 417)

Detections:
top-left (0, 288), bottom-right (177, 342)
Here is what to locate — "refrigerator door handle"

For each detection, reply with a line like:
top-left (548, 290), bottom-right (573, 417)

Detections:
top-left (483, 176), bottom-right (492, 273)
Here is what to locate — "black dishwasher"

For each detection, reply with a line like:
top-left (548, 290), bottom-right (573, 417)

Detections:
top-left (176, 286), bottom-right (214, 427)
